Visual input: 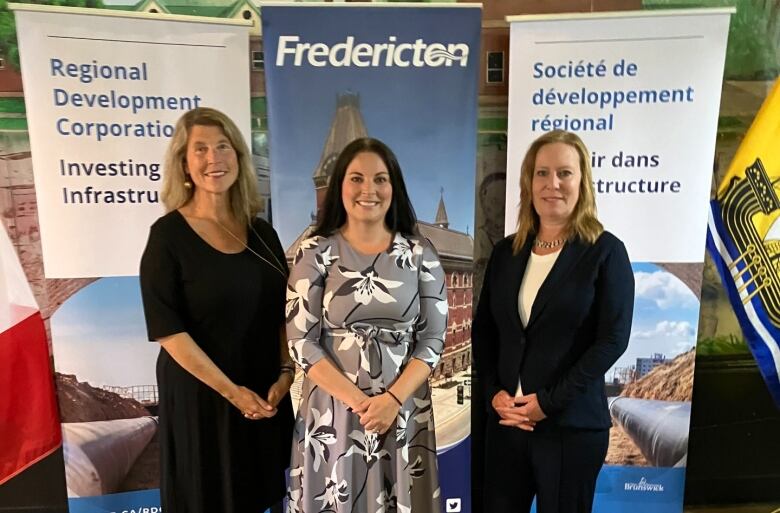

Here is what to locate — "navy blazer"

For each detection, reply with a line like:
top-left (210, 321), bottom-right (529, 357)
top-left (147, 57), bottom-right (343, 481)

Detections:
top-left (472, 231), bottom-right (634, 431)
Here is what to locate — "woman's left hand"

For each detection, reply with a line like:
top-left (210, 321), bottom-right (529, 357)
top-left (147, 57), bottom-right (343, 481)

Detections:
top-left (514, 393), bottom-right (547, 422)
top-left (354, 394), bottom-right (400, 434)
top-left (267, 373), bottom-right (294, 409)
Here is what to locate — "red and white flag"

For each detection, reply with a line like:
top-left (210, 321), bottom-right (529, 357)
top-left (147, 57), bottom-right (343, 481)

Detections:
top-left (0, 224), bottom-right (61, 485)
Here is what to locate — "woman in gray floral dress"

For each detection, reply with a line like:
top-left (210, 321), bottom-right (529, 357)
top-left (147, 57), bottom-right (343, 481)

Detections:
top-left (286, 138), bottom-right (448, 513)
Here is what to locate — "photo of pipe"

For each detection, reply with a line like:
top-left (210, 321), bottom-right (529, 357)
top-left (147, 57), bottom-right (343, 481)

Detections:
top-left (62, 417), bottom-right (158, 497)
top-left (609, 397), bottom-right (690, 467)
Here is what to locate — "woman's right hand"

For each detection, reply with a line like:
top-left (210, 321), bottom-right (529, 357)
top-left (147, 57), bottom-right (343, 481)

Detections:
top-left (224, 385), bottom-right (276, 420)
top-left (492, 390), bottom-right (536, 431)
top-left (354, 394), bottom-right (400, 434)
top-left (159, 334), bottom-right (276, 420)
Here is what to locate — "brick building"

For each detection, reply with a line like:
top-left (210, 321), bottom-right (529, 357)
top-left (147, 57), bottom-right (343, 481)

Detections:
top-left (284, 92), bottom-right (474, 380)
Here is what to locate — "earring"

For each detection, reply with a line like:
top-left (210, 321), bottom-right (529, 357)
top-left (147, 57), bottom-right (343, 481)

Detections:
top-left (184, 173), bottom-right (192, 189)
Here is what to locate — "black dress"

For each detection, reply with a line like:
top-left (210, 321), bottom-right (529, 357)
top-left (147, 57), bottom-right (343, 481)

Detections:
top-left (139, 210), bottom-right (294, 513)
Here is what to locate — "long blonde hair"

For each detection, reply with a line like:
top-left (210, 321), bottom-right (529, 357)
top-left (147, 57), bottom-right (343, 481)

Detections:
top-left (161, 107), bottom-right (261, 226)
top-left (512, 130), bottom-right (603, 253)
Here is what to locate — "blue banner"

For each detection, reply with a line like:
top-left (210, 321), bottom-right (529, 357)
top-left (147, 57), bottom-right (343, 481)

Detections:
top-left (263, 5), bottom-right (480, 513)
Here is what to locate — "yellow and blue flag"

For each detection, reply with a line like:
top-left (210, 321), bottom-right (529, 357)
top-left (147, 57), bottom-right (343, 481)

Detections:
top-left (707, 78), bottom-right (780, 407)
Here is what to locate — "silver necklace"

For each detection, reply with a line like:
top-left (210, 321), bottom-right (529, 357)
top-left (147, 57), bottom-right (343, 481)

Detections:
top-left (215, 220), bottom-right (287, 279)
top-left (534, 237), bottom-right (565, 249)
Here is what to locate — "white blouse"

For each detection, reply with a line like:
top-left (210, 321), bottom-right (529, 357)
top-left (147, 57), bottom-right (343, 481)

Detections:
top-left (518, 248), bottom-right (561, 326)
top-left (516, 248), bottom-right (561, 397)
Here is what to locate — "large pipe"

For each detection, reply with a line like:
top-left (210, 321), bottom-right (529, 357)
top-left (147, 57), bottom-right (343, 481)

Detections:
top-left (62, 417), bottom-right (158, 497)
top-left (609, 397), bottom-right (690, 467)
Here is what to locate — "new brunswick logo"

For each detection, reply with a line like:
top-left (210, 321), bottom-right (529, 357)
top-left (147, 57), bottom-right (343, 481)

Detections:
top-left (624, 477), bottom-right (665, 492)
top-left (718, 157), bottom-right (780, 327)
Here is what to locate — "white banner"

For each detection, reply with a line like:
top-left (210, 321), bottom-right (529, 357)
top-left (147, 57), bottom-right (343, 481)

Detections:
top-left (505, 9), bottom-right (731, 262)
top-left (13, 5), bottom-right (251, 277)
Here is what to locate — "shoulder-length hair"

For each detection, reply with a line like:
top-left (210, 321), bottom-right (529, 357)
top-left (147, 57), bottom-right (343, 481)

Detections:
top-left (513, 130), bottom-right (603, 253)
top-left (161, 107), bottom-right (261, 227)
top-left (312, 137), bottom-right (418, 237)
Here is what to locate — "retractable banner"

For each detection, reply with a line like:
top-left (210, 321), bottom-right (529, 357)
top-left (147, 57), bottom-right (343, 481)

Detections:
top-left (8, 5), bottom-right (252, 513)
top-left (505, 9), bottom-right (732, 513)
top-left (14, 5), bottom-right (251, 278)
top-left (263, 5), bottom-right (480, 513)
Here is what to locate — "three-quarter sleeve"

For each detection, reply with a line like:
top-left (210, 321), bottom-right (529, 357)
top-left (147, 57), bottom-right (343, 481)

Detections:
top-left (139, 222), bottom-right (185, 341)
top-left (286, 237), bottom-right (328, 372)
top-left (411, 241), bottom-right (447, 368)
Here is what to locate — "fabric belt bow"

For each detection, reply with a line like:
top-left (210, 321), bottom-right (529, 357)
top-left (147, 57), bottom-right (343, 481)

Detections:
top-left (332, 322), bottom-right (414, 392)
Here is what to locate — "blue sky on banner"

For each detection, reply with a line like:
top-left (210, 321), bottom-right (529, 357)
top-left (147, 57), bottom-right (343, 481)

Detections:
top-left (262, 6), bottom-right (480, 249)
top-left (609, 263), bottom-right (699, 379)
top-left (51, 278), bottom-right (156, 388)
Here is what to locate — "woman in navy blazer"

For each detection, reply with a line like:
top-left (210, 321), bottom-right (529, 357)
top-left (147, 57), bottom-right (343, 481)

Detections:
top-left (473, 130), bottom-right (634, 513)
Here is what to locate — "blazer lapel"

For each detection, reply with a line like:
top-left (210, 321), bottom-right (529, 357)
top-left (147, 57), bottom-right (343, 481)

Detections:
top-left (506, 237), bottom-right (533, 334)
top-left (525, 238), bottom-right (589, 330)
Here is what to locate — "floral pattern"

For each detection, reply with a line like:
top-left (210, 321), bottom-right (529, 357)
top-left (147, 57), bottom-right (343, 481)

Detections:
top-left (286, 232), bottom-right (447, 513)
top-left (336, 266), bottom-right (403, 305)
top-left (304, 407), bottom-right (338, 472)
top-left (314, 463), bottom-right (351, 509)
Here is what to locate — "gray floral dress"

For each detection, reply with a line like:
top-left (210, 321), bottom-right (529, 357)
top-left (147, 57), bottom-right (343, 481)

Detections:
top-left (285, 232), bottom-right (448, 513)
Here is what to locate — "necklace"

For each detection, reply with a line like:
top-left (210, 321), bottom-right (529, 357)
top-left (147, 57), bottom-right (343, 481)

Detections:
top-left (215, 219), bottom-right (288, 279)
top-left (534, 237), bottom-right (565, 249)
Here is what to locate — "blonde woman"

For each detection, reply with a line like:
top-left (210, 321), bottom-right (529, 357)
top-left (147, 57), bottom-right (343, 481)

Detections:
top-left (473, 130), bottom-right (634, 513)
top-left (140, 108), bottom-right (294, 513)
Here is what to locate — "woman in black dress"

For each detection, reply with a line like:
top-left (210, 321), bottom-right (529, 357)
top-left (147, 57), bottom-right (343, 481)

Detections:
top-left (140, 107), bottom-right (294, 513)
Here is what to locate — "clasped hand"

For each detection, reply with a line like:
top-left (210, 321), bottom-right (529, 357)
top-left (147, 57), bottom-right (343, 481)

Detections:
top-left (230, 374), bottom-right (293, 420)
top-left (492, 390), bottom-right (546, 431)
top-left (353, 393), bottom-right (401, 435)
